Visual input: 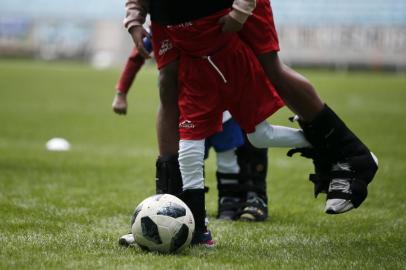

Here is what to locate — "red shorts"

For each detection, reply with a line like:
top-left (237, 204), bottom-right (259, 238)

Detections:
top-left (240, 0), bottom-right (280, 55)
top-left (151, 0), bottom-right (279, 69)
top-left (160, 12), bottom-right (284, 140)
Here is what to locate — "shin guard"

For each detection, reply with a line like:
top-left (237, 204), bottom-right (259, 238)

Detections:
top-left (155, 155), bottom-right (183, 196)
top-left (179, 189), bottom-right (206, 241)
top-left (236, 138), bottom-right (269, 220)
top-left (216, 172), bottom-right (243, 220)
top-left (299, 105), bottom-right (378, 207)
top-left (236, 138), bottom-right (268, 202)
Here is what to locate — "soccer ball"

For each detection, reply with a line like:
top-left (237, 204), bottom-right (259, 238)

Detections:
top-left (131, 194), bottom-right (195, 253)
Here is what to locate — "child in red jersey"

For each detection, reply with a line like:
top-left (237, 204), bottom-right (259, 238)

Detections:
top-left (114, 37), bottom-right (272, 247)
top-left (149, 9), bottom-right (312, 245)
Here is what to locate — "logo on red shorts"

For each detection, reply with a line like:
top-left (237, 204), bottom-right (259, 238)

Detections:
top-left (159, 39), bottom-right (173, 56)
top-left (179, 120), bottom-right (195, 129)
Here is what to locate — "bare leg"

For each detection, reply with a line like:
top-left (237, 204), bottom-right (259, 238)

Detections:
top-left (258, 52), bottom-right (324, 122)
top-left (156, 60), bottom-right (180, 156)
top-left (154, 60), bottom-right (183, 195)
top-left (257, 52), bottom-right (378, 213)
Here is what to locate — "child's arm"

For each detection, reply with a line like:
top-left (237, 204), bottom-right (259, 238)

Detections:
top-left (112, 37), bottom-right (152, 115)
top-left (116, 48), bottom-right (146, 95)
top-left (124, 0), bottom-right (151, 59)
top-left (219, 0), bottom-right (256, 32)
top-left (124, 0), bottom-right (148, 29)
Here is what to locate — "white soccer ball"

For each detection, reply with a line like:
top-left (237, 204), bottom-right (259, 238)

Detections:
top-left (45, 138), bottom-right (71, 151)
top-left (131, 194), bottom-right (195, 253)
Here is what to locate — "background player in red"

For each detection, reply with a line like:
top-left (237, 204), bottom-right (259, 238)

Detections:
top-left (124, 0), bottom-right (378, 216)
top-left (112, 46), bottom-right (146, 115)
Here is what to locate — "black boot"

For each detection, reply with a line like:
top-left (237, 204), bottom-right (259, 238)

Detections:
top-left (299, 104), bottom-right (378, 211)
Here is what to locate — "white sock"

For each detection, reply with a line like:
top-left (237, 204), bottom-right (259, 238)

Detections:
top-left (216, 148), bottom-right (240, 174)
top-left (178, 139), bottom-right (205, 190)
top-left (247, 121), bottom-right (311, 148)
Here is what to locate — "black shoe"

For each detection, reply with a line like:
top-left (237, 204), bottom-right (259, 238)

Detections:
top-left (325, 152), bottom-right (378, 214)
top-left (239, 192), bottom-right (268, 222)
top-left (217, 196), bottom-right (240, 220)
top-left (191, 229), bottom-right (215, 248)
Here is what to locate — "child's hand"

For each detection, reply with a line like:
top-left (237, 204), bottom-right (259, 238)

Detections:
top-left (112, 92), bottom-right (128, 115)
top-left (129, 25), bottom-right (151, 59)
top-left (218, 14), bottom-right (244, 32)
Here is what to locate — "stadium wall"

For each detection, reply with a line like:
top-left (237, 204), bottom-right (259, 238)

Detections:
top-left (277, 25), bottom-right (406, 71)
top-left (0, 0), bottom-right (405, 71)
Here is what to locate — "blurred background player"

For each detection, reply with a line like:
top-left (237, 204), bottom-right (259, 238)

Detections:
top-left (205, 111), bottom-right (269, 222)
top-left (124, 0), bottom-right (378, 216)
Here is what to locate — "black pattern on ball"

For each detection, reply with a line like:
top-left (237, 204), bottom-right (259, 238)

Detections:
top-left (170, 224), bottom-right (189, 252)
top-left (157, 202), bottom-right (186, 218)
top-left (141, 216), bottom-right (162, 244)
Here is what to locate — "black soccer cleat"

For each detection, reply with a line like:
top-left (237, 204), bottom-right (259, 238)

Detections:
top-left (217, 196), bottom-right (241, 220)
top-left (238, 192), bottom-right (268, 222)
top-left (325, 152), bottom-right (378, 214)
top-left (191, 229), bottom-right (215, 248)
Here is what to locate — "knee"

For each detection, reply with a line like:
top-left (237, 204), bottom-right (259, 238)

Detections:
top-left (258, 52), bottom-right (283, 82)
top-left (247, 122), bottom-right (271, 149)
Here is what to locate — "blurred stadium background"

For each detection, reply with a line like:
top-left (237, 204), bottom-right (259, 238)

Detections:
top-left (1, 1), bottom-right (406, 268)
top-left (1, 0), bottom-right (405, 70)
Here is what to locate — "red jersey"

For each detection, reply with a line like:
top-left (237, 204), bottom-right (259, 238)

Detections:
top-left (151, 0), bottom-right (279, 70)
top-left (151, 10), bottom-right (284, 140)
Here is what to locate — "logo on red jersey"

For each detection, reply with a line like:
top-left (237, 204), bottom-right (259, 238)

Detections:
top-left (159, 39), bottom-right (173, 56)
top-left (179, 120), bottom-right (195, 129)
top-left (166, 22), bottom-right (192, 29)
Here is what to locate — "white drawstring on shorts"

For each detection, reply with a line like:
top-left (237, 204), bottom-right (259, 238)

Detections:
top-left (204, 56), bottom-right (227, 84)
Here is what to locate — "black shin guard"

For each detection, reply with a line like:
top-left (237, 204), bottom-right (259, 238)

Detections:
top-left (155, 155), bottom-right (183, 196)
top-left (236, 138), bottom-right (269, 220)
top-left (300, 105), bottom-right (368, 160)
top-left (216, 172), bottom-right (242, 219)
top-left (179, 189), bottom-right (206, 241)
top-left (299, 104), bottom-right (378, 207)
top-left (236, 138), bottom-right (268, 203)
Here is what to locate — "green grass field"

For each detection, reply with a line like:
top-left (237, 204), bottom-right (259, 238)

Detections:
top-left (1, 59), bottom-right (405, 269)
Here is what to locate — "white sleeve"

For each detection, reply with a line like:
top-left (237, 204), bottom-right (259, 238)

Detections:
top-left (123, 0), bottom-right (149, 30)
top-left (247, 121), bottom-right (311, 148)
top-left (229, 0), bottom-right (256, 24)
top-left (222, 111), bottom-right (232, 123)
